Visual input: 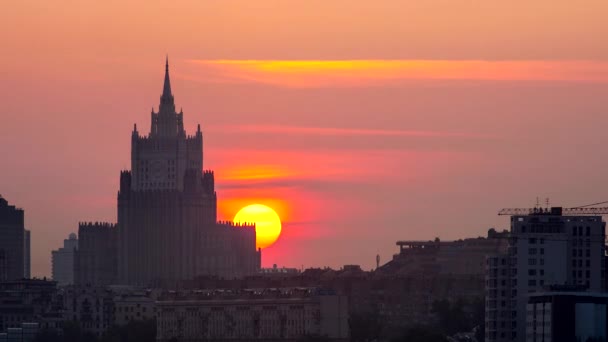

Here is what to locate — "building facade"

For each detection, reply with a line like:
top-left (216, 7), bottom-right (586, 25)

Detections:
top-left (485, 207), bottom-right (606, 342)
top-left (117, 59), bottom-right (259, 286)
top-left (0, 280), bottom-right (62, 333)
top-left (63, 285), bottom-right (115, 338)
top-left (74, 223), bottom-right (118, 286)
top-left (378, 229), bottom-right (508, 277)
top-left (527, 291), bottom-right (608, 342)
top-left (51, 233), bottom-right (78, 286)
top-left (23, 230), bottom-right (30, 279)
top-left (156, 288), bottom-right (349, 341)
top-left (0, 196), bottom-right (26, 281)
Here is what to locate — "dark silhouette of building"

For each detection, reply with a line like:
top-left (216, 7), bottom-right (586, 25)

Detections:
top-left (23, 230), bottom-right (30, 279)
top-left (0, 196), bottom-right (27, 281)
top-left (74, 222), bottom-right (118, 286)
top-left (116, 58), bottom-right (260, 286)
top-left (0, 279), bottom-right (62, 333)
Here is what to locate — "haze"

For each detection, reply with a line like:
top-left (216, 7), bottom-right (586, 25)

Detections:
top-left (1, 1), bottom-right (608, 277)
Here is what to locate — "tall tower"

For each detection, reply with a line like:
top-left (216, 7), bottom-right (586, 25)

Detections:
top-left (117, 59), bottom-right (258, 286)
top-left (0, 195), bottom-right (25, 281)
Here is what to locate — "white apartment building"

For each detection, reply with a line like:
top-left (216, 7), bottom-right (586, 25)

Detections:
top-left (485, 207), bottom-right (606, 342)
top-left (51, 233), bottom-right (78, 286)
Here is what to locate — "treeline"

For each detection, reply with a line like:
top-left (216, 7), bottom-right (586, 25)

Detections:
top-left (349, 297), bottom-right (485, 342)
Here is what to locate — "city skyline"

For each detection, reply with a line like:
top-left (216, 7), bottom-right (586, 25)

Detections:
top-left (2, 1), bottom-right (608, 278)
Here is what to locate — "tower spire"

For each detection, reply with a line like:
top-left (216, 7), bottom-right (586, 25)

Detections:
top-left (162, 55), bottom-right (172, 98)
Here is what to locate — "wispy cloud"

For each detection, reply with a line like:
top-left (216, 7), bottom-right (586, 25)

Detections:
top-left (187, 60), bottom-right (608, 87)
top-left (209, 124), bottom-right (490, 138)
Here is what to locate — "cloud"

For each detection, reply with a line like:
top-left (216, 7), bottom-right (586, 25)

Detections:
top-left (209, 124), bottom-right (490, 139)
top-left (187, 60), bottom-right (608, 88)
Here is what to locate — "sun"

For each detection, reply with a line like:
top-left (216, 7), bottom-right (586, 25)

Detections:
top-left (233, 204), bottom-right (282, 249)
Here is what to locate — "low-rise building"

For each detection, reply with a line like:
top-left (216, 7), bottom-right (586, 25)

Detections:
top-left (156, 288), bottom-right (348, 341)
top-left (0, 280), bottom-right (62, 333)
top-left (113, 293), bottom-right (156, 326)
top-left (62, 285), bottom-right (115, 338)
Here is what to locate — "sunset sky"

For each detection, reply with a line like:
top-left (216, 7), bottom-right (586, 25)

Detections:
top-left (2, 1), bottom-right (608, 277)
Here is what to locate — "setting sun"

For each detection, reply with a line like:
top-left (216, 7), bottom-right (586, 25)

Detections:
top-left (233, 204), bottom-right (282, 249)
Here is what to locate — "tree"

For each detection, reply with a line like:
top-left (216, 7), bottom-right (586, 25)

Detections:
top-left (391, 326), bottom-right (448, 342)
top-left (349, 311), bottom-right (384, 342)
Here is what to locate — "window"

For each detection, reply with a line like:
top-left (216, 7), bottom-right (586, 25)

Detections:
top-left (586, 227), bottom-right (591, 236)
top-left (529, 248), bottom-right (537, 255)
top-left (540, 269), bottom-right (544, 276)
top-left (573, 260), bottom-right (577, 267)
top-left (529, 238), bottom-right (537, 244)
top-left (529, 259), bottom-right (537, 266)
top-left (540, 248), bottom-right (544, 255)
top-left (586, 260), bottom-right (591, 267)
top-left (528, 269), bottom-right (536, 276)
top-left (586, 249), bottom-right (591, 257)
top-left (586, 270), bottom-right (590, 278)
top-left (528, 279), bottom-right (536, 286)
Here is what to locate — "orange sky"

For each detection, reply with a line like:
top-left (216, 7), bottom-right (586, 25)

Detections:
top-left (1, 1), bottom-right (608, 277)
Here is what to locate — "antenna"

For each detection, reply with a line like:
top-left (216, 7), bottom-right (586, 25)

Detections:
top-left (376, 254), bottom-right (380, 269)
top-left (546, 197), bottom-right (550, 209)
top-left (536, 197), bottom-right (540, 208)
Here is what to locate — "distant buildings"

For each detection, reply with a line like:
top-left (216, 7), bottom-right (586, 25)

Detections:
top-left (51, 233), bottom-right (78, 286)
top-left (378, 229), bottom-right (508, 277)
top-left (0, 196), bottom-right (29, 281)
top-left (74, 222), bottom-right (118, 286)
top-left (62, 285), bottom-right (116, 338)
top-left (156, 288), bottom-right (349, 341)
top-left (260, 264), bottom-right (301, 276)
top-left (0, 279), bottom-right (62, 333)
top-left (485, 207), bottom-right (606, 342)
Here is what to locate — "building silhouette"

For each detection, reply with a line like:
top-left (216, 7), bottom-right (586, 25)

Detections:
top-left (485, 207), bottom-right (606, 342)
top-left (23, 230), bottom-right (30, 279)
top-left (116, 58), bottom-right (260, 286)
top-left (0, 196), bottom-right (28, 281)
top-left (51, 233), bottom-right (78, 286)
top-left (75, 222), bottom-right (118, 286)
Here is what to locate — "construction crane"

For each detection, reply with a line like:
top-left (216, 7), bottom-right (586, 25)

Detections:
top-left (498, 207), bottom-right (608, 216)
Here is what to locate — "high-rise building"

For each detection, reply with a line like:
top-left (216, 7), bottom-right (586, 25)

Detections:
top-left (527, 290), bottom-right (608, 342)
top-left (24, 230), bottom-right (30, 279)
top-left (117, 58), bottom-right (259, 286)
top-left (485, 207), bottom-right (606, 342)
top-left (74, 223), bottom-right (118, 286)
top-left (51, 233), bottom-right (78, 285)
top-left (0, 196), bottom-right (25, 281)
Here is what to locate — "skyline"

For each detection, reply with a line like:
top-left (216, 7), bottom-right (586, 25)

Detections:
top-left (2, 1), bottom-right (608, 278)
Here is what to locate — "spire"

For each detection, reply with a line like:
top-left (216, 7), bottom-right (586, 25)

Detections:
top-left (162, 55), bottom-right (172, 98)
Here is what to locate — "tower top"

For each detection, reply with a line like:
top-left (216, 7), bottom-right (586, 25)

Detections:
top-left (162, 56), bottom-right (172, 99)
